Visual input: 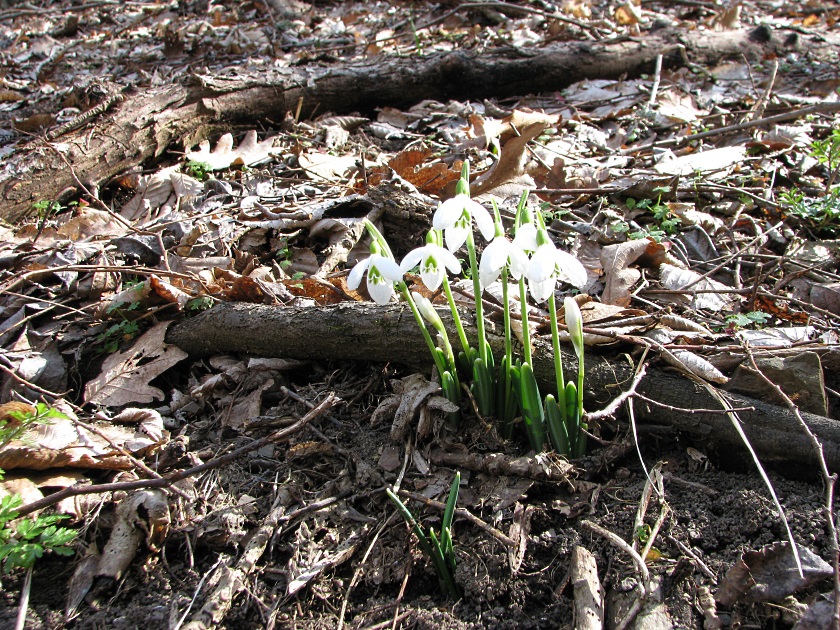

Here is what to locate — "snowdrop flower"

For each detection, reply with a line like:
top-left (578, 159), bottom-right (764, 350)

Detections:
top-left (526, 242), bottom-right (587, 303)
top-left (347, 251), bottom-right (403, 305)
top-left (511, 221), bottom-right (539, 254)
top-left (400, 241), bottom-right (461, 292)
top-left (433, 195), bottom-right (495, 252)
top-left (564, 296), bottom-right (584, 360)
top-left (479, 236), bottom-right (529, 289)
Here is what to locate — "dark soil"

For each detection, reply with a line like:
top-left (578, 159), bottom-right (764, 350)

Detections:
top-left (0, 379), bottom-right (832, 628)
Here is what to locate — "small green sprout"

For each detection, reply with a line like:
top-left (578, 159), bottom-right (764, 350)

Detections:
top-left (386, 472), bottom-right (461, 599)
top-left (186, 296), bottom-right (214, 312)
top-left (184, 160), bottom-right (213, 181)
top-left (725, 311), bottom-right (771, 331)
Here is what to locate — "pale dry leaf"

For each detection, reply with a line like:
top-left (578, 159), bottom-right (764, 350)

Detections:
top-left (298, 152), bottom-right (359, 182)
top-left (185, 130), bottom-right (277, 170)
top-left (84, 321), bottom-right (188, 407)
top-left (659, 263), bottom-right (736, 312)
top-left (662, 348), bottom-right (728, 384)
top-left (655, 146), bottom-right (747, 177)
top-left (600, 239), bottom-right (651, 306)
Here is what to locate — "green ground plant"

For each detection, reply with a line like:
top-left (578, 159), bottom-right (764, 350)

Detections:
top-left (0, 403), bottom-right (76, 578)
top-left (386, 472), bottom-right (461, 599)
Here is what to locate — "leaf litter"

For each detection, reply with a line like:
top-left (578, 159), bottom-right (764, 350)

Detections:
top-left (0, 0), bottom-right (839, 628)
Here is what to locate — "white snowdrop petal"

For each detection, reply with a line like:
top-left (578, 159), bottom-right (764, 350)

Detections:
top-left (564, 296), bottom-right (584, 359)
top-left (555, 251), bottom-right (587, 288)
top-left (347, 258), bottom-right (370, 290)
top-left (412, 291), bottom-right (437, 323)
top-left (445, 223), bottom-right (470, 252)
top-left (527, 244), bottom-right (557, 283)
top-left (472, 203), bottom-right (496, 241)
top-left (529, 277), bottom-right (556, 303)
top-left (436, 246), bottom-right (462, 274)
top-left (421, 264), bottom-right (445, 292)
top-left (512, 223), bottom-right (538, 252)
top-left (433, 196), bottom-right (466, 230)
top-left (507, 245), bottom-right (529, 280)
top-left (375, 256), bottom-right (404, 281)
top-left (367, 275), bottom-right (394, 305)
top-left (399, 248), bottom-right (426, 274)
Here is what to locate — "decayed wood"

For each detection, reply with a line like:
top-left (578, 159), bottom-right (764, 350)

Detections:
top-left (570, 546), bottom-right (604, 630)
top-left (166, 302), bottom-right (840, 474)
top-left (3, 26), bottom-right (833, 222)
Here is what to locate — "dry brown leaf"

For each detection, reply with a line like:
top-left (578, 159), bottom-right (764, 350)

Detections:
top-left (471, 121), bottom-right (548, 197)
top-left (84, 321), bottom-right (188, 407)
top-left (600, 238), bottom-right (652, 306)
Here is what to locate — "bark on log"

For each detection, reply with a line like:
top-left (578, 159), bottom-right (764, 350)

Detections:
top-left (3, 26), bottom-right (832, 222)
top-left (166, 302), bottom-right (840, 475)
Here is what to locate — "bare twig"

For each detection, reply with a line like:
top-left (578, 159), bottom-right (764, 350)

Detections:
top-left (16, 394), bottom-right (339, 517)
top-left (584, 363), bottom-right (647, 422)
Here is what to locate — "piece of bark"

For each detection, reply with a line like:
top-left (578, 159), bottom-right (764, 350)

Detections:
top-left (3, 26), bottom-right (832, 222)
top-left (166, 302), bottom-right (840, 475)
top-left (571, 546), bottom-right (604, 630)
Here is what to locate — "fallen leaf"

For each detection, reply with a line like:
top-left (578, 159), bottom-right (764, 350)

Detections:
top-left (600, 238), bottom-right (652, 306)
top-left (185, 130), bottom-right (277, 170)
top-left (716, 542), bottom-right (832, 607)
top-left (471, 121), bottom-right (548, 197)
top-left (659, 263), bottom-right (736, 312)
top-left (84, 322), bottom-right (188, 407)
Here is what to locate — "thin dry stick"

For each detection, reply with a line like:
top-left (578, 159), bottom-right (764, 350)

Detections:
top-left (0, 363), bottom-right (67, 399)
top-left (743, 344), bottom-right (840, 628)
top-left (2, 264), bottom-right (197, 294)
top-left (581, 520), bottom-right (649, 630)
top-left (16, 394), bottom-right (339, 517)
top-left (396, 488), bottom-right (516, 548)
top-left (678, 221), bottom-right (782, 292)
top-left (584, 363), bottom-right (647, 422)
top-left (337, 513), bottom-right (396, 630)
top-left (751, 59), bottom-right (779, 122)
top-left (631, 393), bottom-right (754, 415)
top-left (640, 503), bottom-right (670, 564)
top-left (14, 565), bottom-right (33, 630)
top-left (666, 534), bottom-right (716, 580)
top-left (698, 377), bottom-right (804, 576)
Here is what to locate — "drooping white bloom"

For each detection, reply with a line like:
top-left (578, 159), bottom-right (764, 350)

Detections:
top-left (347, 254), bottom-right (403, 305)
top-left (564, 296), bottom-right (584, 360)
top-left (478, 236), bottom-right (529, 289)
top-left (525, 242), bottom-right (587, 303)
top-left (511, 222), bottom-right (539, 254)
top-left (400, 243), bottom-right (461, 292)
top-left (432, 194), bottom-right (495, 252)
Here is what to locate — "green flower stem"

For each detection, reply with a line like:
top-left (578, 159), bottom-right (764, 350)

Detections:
top-left (399, 283), bottom-right (450, 380)
top-left (547, 293), bottom-right (568, 423)
top-left (442, 274), bottom-right (470, 356)
top-left (518, 276), bottom-right (532, 366)
top-left (465, 228), bottom-right (487, 366)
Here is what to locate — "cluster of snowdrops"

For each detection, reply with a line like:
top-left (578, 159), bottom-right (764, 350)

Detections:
top-left (348, 166), bottom-right (589, 458)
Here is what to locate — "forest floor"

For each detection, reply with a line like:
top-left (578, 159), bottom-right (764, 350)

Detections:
top-left (1, 0), bottom-right (840, 628)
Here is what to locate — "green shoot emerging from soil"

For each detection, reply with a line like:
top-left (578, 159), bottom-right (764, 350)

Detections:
top-left (386, 472), bottom-right (461, 599)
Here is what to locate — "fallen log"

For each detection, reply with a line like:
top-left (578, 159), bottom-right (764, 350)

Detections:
top-left (3, 26), bottom-right (834, 223)
top-left (166, 302), bottom-right (840, 475)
